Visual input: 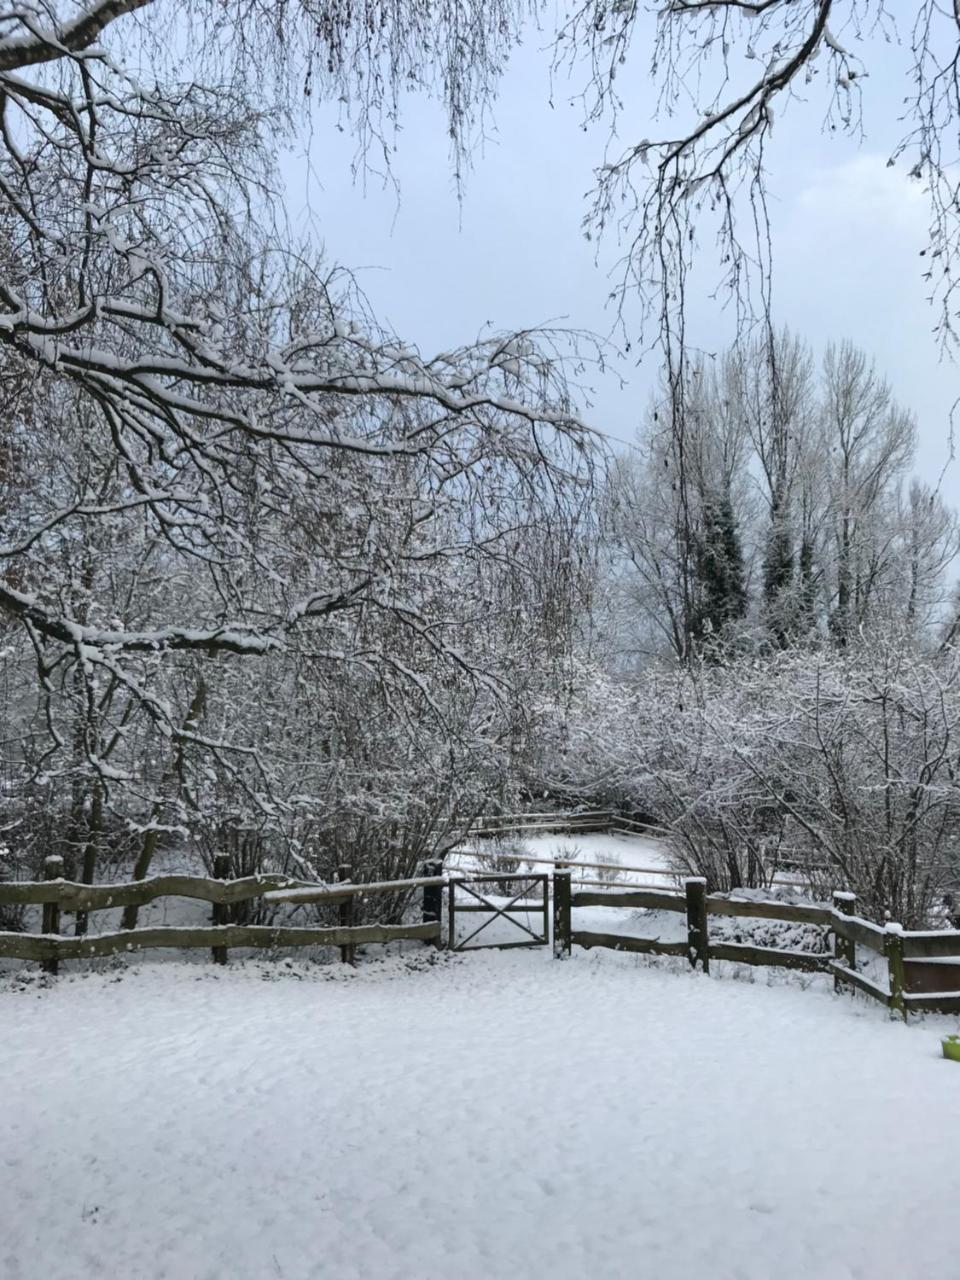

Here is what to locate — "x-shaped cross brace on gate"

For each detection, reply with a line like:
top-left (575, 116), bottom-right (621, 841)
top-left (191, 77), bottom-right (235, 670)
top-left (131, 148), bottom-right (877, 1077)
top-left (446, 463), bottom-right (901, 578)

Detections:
top-left (451, 877), bottom-right (546, 950)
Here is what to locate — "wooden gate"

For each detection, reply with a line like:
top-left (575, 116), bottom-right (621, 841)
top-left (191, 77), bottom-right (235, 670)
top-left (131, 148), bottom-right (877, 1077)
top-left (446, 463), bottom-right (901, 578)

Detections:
top-left (447, 873), bottom-right (550, 951)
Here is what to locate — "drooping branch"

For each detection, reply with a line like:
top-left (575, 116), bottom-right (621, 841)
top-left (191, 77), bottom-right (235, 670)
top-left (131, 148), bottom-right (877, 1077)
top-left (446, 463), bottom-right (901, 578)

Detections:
top-left (0, 0), bottom-right (152, 73)
top-left (0, 3), bottom-right (603, 828)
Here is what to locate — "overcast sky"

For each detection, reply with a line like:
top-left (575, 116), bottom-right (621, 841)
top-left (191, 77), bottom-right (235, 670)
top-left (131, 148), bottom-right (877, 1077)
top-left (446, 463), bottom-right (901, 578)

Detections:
top-left (280, 14), bottom-right (956, 491)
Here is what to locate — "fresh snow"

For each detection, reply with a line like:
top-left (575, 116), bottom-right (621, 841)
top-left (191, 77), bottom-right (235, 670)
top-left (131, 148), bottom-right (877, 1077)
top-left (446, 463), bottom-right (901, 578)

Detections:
top-left (452, 830), bottom-right (678, 883)
top-left (1, 950), bottom-right (957, 1280)
top-left (453, 829), bottom-right (826, 897)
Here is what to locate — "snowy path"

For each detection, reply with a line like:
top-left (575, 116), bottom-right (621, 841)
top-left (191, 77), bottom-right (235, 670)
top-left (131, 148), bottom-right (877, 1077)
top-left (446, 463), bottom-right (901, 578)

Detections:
top-left (451, 830), bottom-right (679, 884)
top-left (1, 950), bottom-right (957, 1279)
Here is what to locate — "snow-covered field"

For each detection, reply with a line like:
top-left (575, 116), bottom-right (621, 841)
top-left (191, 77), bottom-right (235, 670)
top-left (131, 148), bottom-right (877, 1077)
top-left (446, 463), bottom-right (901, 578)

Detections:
top-left (453, 829), bottom-right (818, 894)
top-left (2, 949), bottom-right (957, 1280)
top-left (451, 829), bottom-right (679, 883)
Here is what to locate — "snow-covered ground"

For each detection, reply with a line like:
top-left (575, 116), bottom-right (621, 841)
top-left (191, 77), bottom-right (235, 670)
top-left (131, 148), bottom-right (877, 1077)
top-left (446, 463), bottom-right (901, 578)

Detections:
top-left (448, 831), bottom-right (832, 953)
top-left (2, 949), bottom-right (957, 1279)
top-left (453, 829), bottom-right (819, 894)
top-left (451, 829), bottom-right (679, 883)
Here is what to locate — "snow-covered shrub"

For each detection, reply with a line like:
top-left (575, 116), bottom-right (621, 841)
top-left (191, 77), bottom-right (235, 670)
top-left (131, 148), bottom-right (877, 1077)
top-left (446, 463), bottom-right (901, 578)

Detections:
top-left (477, 838), bottom-right (528, 894)
top-left (522, 657), bottom-right (645, 810)
top-left (754, 640), bottom-right (960, 927)
top-left (0, 842), bottom-right (26, 932)
top-left (648, 640), bottom-right (960, 922)
top-left (531, 633), bottom-right (960, 923)
top-left (595, 860), bottom-right (625, 886)
top-left (706, 889), bottom-right (832, 954)
top-left (528, 658), bottom-right (781, 891)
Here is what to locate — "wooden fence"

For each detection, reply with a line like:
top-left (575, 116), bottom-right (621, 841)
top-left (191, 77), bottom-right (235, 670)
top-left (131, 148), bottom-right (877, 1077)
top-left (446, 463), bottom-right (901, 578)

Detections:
top-left (552, 869), bottom-right (960, 1019)
top-left (0, 855), bottom-right (443, 974)
top-left (468, 809), bottom-right (654, 840)
top-left (465, 809), bottom-right (830, 890)
top-left (469, 810), bottom-right (960, 890)
top-left (4, 853), bottom-right (960, 1020)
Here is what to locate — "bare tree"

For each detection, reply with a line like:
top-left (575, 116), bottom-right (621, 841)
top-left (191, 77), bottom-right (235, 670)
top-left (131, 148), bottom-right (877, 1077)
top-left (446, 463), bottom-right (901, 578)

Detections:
top-left (819, 341), bottom-right (915, 643)
top-left (0, 2), bottom-right (604, 881)
top-left (552, 2), bottom-right (959, 357)
top-left (606, 333), bottom-right (954, 658)
top-left (892, 479), bottom-right (958, 632)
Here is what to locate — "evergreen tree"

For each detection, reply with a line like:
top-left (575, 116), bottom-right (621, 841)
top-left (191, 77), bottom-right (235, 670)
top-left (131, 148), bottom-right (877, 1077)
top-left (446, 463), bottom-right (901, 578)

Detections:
top-left (692, 492), bottom-right (747, 653)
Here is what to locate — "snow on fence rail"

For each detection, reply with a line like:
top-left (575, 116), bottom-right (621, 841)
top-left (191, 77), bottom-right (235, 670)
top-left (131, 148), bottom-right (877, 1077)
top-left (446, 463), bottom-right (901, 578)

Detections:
top-left (469, 809), bottom-right (646, 834)
top-left (552, 869), bottom-right (960, 1019)
top-left (0, 923), bottom-right (441, 966)
top-left (459, 850), bottom-right (678, 883)
top-left (4, 853), bottom-right (960, 1019)
top-left (0, 855), bottom-right (444, 973)
top-left (463, 809), bottom-right (845, 889)
top-left (468, 811), bottom-right (959, 890)
top-left (462, 843), bottom-right (821, 891)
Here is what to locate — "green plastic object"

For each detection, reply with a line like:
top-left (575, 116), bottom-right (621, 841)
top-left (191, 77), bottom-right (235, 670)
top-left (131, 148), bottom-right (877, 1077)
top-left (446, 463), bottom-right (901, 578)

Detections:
top-left (942, 1035), bottom-right (960, 1062)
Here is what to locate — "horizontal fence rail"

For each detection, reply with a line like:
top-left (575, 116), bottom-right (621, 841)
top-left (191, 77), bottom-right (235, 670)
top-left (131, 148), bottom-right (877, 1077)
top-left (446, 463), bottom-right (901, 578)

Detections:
top-left (830, 964), bottom-right (892, 1008)
top-left (3, 842), bottom-right (960, 1020)
top-left (572, 932), bottom-right (690, 958)
top-left (469, 809), bottom-right (635, 832)
top-left (0, 922), bottom-right (441, 964)
top-left (0, 861), bottom-right (446, 973)
top-left (462, 812), bottom-right (828, 891)
top-left (554, 873), bottom-right (960, 1019)
top-left (902, 931), bottom-right (960, 958)
top-left (572, 887), bottom-right (687, 913)
top-left (707, 941), bottom-right (831, 974)
top-left (705, 896), bottom-right (833, 927)
top-left (465, 846), bottom-right (834, 892)
top-left (459, 849), bottom-right (678, 881)
top-left (0, 873), bottom-right (445, 912)
top-left (831, 914), bottom-right (888, 952)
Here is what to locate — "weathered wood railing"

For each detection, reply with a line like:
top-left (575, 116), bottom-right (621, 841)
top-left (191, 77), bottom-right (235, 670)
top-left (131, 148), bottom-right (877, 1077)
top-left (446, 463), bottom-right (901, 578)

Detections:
top-left (465, 810), bottom-right (822, 890)
top-left (0, 860), bottom-right (444, 973)
top-left (899, 929), bottom-right (960, 1016)
top-left (467, 811), bottom-right (958, 896)
top-left (6, 859), bottom-right (960, 1020)
top-left (553, 873), bottom-right (836, 974)
top-left (469, 809), bottom-right (658, 840)
top-left (553, 871), bottom-right (960, 1019)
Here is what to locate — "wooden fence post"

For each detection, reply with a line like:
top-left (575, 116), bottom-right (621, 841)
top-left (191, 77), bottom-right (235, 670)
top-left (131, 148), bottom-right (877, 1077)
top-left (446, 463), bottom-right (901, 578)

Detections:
top-left (832, 890), bottom-right (857, 994)
top-left (447, 873), bottom-right (463, 951)
top-left (685, 877), bottom-right (709, 973)
top-left (422, 860), bottom-right (443, 946)
top-left (885, 923), bottom-right (907, 1022)
top-left (41, 855), bottom-right (64, 976)
top-left (553, 864), bottom-right (571, 958)
top-left (338, 864), bottom-right (355, 965)
top-left (211, 853), bottom-right (231, 966)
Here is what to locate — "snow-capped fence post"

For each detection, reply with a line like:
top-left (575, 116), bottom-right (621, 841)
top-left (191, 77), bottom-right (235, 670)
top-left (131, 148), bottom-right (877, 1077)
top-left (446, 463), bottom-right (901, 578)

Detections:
top-left (685, 878), bottom-right (709, 973)
top-left (832, 891), bottom-right (857, 993)
top-left (884, 924), bottom-right (907, 1022)
top-left (421, 861), bottom-right (443, 945)
top-left (338, 865), bottom-right (355, 965)
top-left (553, 865), bottom-right (571, 958)
top-left (211, 854), bottom-right (231, 965)
top-left (446, 873), bottom-right (464, 950)
top-left (41, 855), bottom-right (64, 976)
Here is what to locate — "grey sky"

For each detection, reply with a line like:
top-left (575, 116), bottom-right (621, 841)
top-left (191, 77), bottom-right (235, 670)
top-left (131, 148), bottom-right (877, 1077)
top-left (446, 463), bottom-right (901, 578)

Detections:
top-left (281, 17), bottom-right (956, 491)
